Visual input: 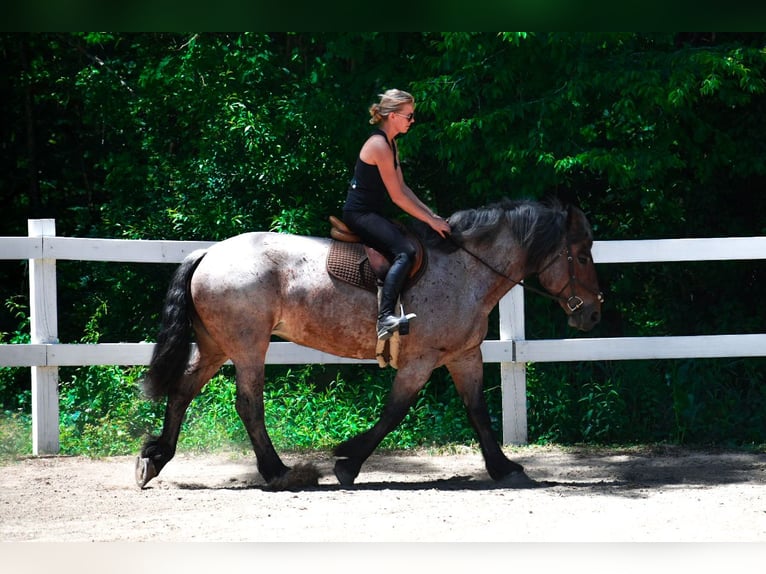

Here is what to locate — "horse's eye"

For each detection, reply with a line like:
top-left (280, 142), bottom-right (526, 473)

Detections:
top-left (577, 254), bottom-right (590, 265)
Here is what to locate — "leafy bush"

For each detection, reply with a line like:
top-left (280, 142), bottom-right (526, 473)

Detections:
top-left (527, 358), bottom-right (766, 447)
top-left (1, 361), bottom-right (485, 458)
top-left (0, 411), bottom-right (31, 459)
top-left (58, 364), bottom-right (163, 456)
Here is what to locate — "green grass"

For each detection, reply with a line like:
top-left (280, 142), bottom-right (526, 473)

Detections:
top-left (0, 410), bottom-right (31, 461)
top-left (0, 363), bottom-right (482, 459)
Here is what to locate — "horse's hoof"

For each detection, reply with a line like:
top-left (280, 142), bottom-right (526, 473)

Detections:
top-left (500, 470), bottom-right (540, 489)
top-left (135, 456), bottom-right (158, 489)
top-left (333, 458), bottom-right (359, 486)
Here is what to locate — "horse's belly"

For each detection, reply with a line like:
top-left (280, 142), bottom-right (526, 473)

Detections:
top-left (272, 286), bottom-right (379, 361)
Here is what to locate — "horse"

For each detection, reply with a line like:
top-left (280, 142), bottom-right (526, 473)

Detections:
top-left (135, 198), bottom-right (602, 490)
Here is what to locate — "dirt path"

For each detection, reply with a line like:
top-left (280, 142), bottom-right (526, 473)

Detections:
top-left (2, 445), bottom-right (765, 543)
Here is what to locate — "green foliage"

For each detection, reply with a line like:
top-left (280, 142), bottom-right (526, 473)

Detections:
top-left (264, 366), bottom-right (388, 449)
top-left (1, 362), bottom-right (484, 457)
top-left (182, 364), bottom-right (479, 452)
top-left (171, 369), bottom-right (244, 452)
top-left (0, 411), bottom-right (31, 459)
top-left (527, 358), bottom-right (766, 446)
top-left (0, 297), bottom-right (31, 413)
top-left (59, 364), bottom-right (161, 456)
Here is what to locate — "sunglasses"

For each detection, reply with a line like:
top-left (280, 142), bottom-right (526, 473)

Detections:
top-left (394, 111), bottom-right (415, 121)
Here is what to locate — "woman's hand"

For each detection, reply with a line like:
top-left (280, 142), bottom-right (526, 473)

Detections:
top-left (429, 215), bottom-right (451, 238)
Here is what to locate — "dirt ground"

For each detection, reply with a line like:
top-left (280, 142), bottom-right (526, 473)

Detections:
top-left (1, 444), bottom-right (765, 544)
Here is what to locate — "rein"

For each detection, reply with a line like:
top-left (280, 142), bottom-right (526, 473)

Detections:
top-left (447, 235), bottom-right (603, 311)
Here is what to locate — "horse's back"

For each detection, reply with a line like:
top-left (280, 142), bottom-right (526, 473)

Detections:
top-left (198, 231), bottom-right (329, 279)
top-left (213, 229), bottom-right (329, 255)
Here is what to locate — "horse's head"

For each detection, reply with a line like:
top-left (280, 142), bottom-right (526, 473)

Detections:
top-left (536, 205), bottom-right (603, 331)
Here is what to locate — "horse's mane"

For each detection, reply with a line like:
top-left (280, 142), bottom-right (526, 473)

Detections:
top-left (415, 198), bottom-right (571, 272)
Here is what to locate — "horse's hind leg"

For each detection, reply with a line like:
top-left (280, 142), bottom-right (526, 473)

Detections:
top-left (136, 350), bottom-right (223, 488)
top-left (233, 359), bottom-right (291, 483)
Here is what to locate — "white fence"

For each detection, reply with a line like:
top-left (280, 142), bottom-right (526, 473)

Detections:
top-left (2, 219), bottom-right (766, 455)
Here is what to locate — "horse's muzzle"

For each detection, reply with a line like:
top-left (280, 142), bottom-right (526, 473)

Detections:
top-left (568, 302), bottom-right (601, 331)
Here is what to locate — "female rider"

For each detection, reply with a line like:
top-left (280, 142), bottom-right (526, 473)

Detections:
top-left (343, 89), bottom-right (451, 340)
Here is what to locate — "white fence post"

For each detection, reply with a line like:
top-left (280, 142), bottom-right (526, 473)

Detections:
top-left (28, 219), bottom-right (59, 455)
top-left (499, 284), bottom-right (527, 444)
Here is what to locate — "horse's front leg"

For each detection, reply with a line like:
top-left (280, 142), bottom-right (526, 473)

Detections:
top-left (446, 347), bottom-right (526, 481)
top-left (333, 365), bottom-right (432, 486)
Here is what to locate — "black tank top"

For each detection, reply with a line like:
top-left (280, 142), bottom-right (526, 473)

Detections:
top-left (343, 129), bottom-right (397, 214)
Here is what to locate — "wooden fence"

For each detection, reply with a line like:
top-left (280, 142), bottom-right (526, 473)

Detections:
top-left (2, 219), bottom-right (766, 454)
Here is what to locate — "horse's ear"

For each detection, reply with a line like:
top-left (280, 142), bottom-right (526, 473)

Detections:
top-left (564, 203), bottom-right (575, 225)
top-left (565, 203), bottom-right (585, 221)
top-left (565, 204), bottom-right (593, 240)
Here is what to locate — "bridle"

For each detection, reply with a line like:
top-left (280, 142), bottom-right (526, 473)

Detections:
top-left (449, 236), bottom-right (604, 312)
top-left (535, 241), bottom-right (605, 312)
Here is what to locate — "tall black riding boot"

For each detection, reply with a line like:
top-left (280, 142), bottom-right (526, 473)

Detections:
top-left (376, 253), bottom-right (415, 340)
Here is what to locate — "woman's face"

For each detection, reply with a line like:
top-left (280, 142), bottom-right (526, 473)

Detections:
top-left (390, 104), bottom-right (415, 134)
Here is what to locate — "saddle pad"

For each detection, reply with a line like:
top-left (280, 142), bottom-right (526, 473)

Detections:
top-left (327, 240), bottom-right (379, 293)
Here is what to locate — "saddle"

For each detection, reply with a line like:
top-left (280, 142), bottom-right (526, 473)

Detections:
top-left (326, 215), bottom-right (427, 293)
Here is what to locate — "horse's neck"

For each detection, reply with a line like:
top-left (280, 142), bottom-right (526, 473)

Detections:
top-left (459, 237), bottom-right (527, 311)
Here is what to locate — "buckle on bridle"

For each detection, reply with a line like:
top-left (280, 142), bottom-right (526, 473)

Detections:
top-left (566, 295), bottom-right (584, 312)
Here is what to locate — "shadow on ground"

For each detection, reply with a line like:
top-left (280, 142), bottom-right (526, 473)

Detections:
top-left (164, 445), bottom-right (766, 496)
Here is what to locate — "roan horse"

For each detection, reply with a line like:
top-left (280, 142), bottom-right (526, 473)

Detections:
top-left (135, 198), bottom-right (602, 489)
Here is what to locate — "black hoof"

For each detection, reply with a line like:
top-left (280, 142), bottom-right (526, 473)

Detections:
top-left (499, 470), bottom-right (540, 488)
top-left (334, 458), bottom-right (360, 486)
top-left (488, 459), bottom-right (525, 481)
top-left (135, 456), bottom-right (158, 489)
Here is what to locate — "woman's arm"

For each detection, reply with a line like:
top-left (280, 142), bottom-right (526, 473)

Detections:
top-left (364, 136), bottom-right (450, 236)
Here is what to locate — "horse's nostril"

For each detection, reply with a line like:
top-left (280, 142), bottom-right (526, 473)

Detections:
top-left (591, 311), bottom-right (600, 324)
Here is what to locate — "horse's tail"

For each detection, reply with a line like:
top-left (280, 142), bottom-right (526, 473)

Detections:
top-left (142, 249), bottom-right (207, 401)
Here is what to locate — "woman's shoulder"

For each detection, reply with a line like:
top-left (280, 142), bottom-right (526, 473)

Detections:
top-left (366, 129), bottom-right (390, 146)
top-left (360, 131), bottom-right (393, 163)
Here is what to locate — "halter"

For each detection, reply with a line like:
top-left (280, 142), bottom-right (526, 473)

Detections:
top-left (450, 236), bottom-right (604, 311)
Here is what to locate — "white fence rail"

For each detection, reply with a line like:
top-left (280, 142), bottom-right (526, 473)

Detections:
top-left (2, 220), bottom-right (766, 455)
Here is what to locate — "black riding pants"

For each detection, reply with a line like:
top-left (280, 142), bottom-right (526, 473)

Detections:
top-left (343, 210), bottom-right (416, 318)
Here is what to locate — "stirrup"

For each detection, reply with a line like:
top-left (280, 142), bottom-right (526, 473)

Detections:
top-left (377, 305), bottom-right (417, 340)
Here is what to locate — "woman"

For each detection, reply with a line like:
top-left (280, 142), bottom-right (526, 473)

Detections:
top-left (343, 89), bottom-right (451, 340)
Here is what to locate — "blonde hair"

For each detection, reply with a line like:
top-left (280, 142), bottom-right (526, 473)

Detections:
top-left (368, 88), bottom-right (414, 125)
